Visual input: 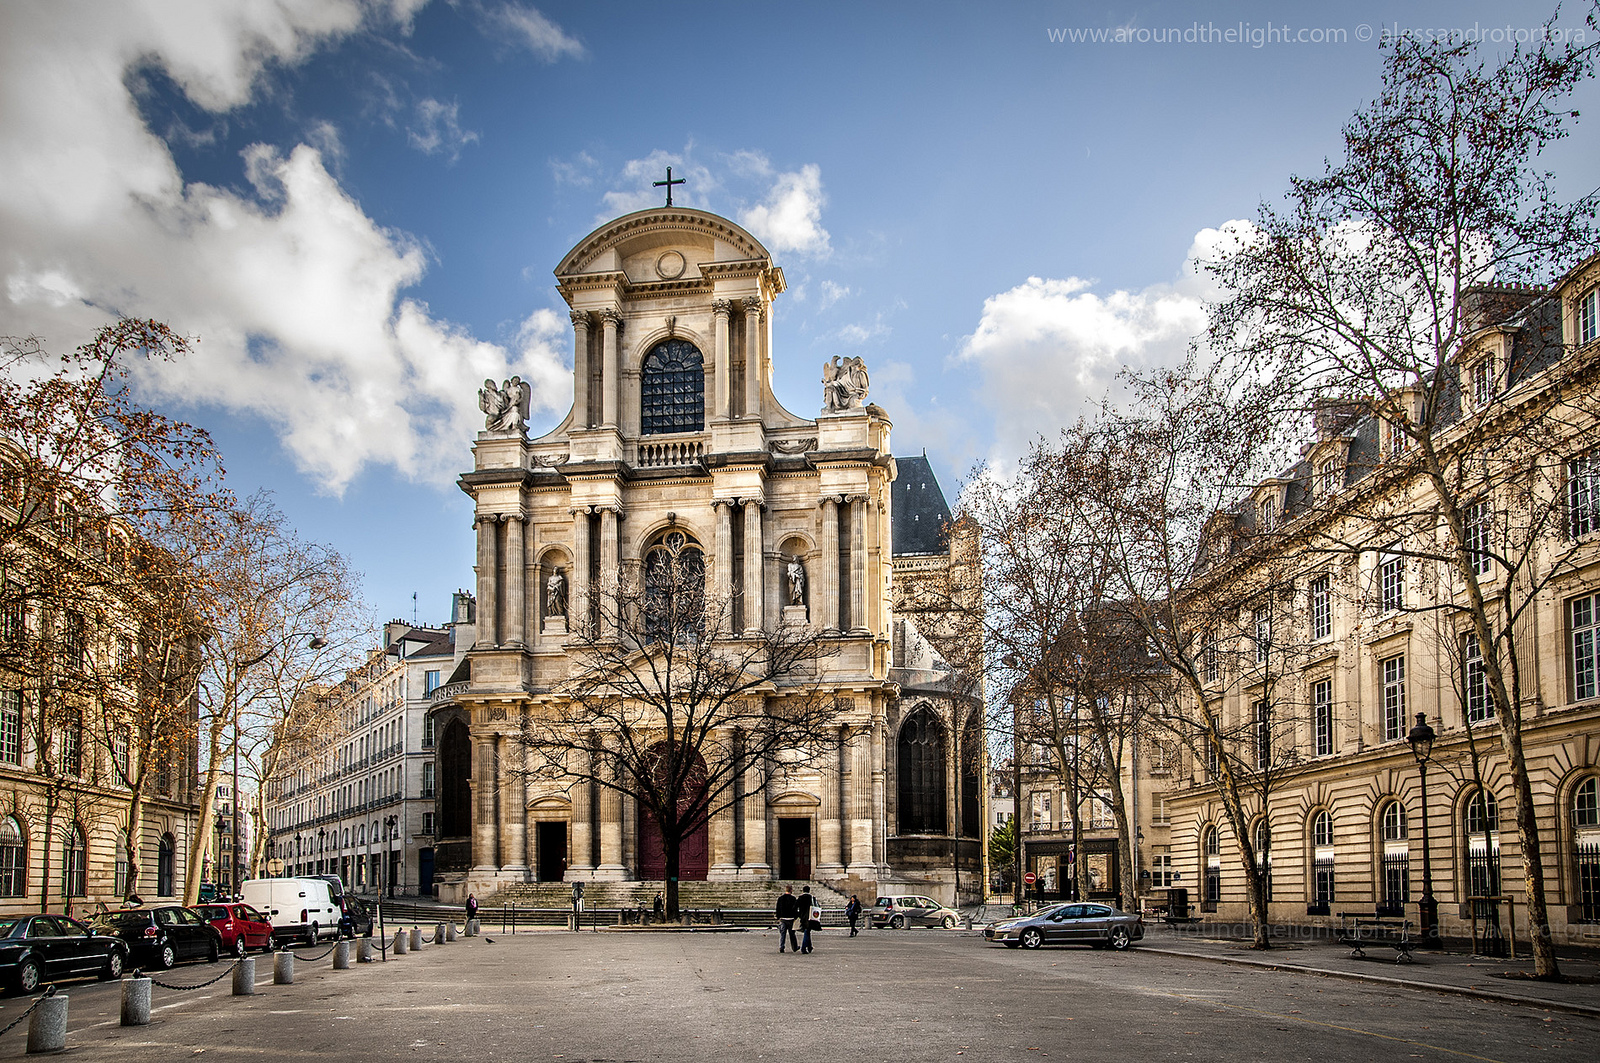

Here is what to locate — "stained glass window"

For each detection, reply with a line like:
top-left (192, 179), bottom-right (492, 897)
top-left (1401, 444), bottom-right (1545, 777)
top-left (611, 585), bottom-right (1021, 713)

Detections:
top-left (640, 339), bottom-right (705, 435)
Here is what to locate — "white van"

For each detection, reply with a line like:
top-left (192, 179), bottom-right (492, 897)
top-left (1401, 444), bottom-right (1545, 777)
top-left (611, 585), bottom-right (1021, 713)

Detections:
top-left (240, 878), bottom-right (342, 946)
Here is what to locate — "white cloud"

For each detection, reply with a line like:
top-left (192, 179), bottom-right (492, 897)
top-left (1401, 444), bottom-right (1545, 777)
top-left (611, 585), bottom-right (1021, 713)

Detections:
top-left (954, 226), bottom-right (1241, 459)
top-left (599, 149), bottom-right (718, 219)
top-left (819, 280), bottom-right (851, 308)
top-left (407, 97), bottom-right (479, 160)
top-left (834, 315), bottom-right (891, 345)
top-left (739, 163), bottom-right (830, 258)
top-left (0, 0), bottom-right (567, 494)
top-left (474, 1), bottom-right (584, 61)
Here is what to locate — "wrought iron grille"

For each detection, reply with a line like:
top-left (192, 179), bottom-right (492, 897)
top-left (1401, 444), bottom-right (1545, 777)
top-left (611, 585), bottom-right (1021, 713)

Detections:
top-left (1382, 851), bottom-right (1410, 904)
top-left (1576, 840), bottom-right (1600, 922)
top-left (640, 339), bottom-right (705, 435)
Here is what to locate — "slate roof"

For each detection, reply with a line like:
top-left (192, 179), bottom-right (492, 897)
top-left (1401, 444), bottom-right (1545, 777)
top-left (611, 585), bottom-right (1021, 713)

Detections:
top-left (892, 453), bottom-right (953, 557)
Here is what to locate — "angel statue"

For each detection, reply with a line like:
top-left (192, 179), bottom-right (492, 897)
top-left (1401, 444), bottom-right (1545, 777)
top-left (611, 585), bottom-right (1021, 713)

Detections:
top-left (479, 375), bottom-right (531, 433)
top-left (822, 356), bottom-right (870, 412)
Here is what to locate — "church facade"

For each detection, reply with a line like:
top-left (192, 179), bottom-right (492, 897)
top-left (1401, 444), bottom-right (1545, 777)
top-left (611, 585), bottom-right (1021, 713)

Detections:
top-left (430, 206), bottom-right (981, 904)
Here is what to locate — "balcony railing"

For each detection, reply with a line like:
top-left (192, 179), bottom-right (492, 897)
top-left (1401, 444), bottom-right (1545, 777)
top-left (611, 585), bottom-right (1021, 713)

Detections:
top-left (636, 434), bottom-right (705, 468)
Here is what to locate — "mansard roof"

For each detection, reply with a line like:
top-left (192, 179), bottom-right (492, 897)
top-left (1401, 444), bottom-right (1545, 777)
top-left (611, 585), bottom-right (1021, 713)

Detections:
top-left (892, 453), bottom-right (954, 557)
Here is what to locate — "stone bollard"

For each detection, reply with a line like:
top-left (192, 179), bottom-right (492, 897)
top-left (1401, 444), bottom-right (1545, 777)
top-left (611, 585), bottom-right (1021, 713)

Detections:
top-left (233, 956), bottom-right (256, 995)
top-left (446, 922), bottom-right (458, 942)
top-left (393, 930), bottom-right (408, 955)
top-left (408, 926), bottom-right (422, 951)
top-left (467, 918), bottom-right (480, 937)
top-left (274, 950), bottom-right (294, 985)
top-left (120, 976), bottom-right (151, 1026)
top-left (333, 940), bottom-right (350, 970)
top-left (435, 922), bottom-right (447, 945)
top-left (27, 991), bottom-right (68, 1054)
top-left (358, 937), bottom-right (375, 963)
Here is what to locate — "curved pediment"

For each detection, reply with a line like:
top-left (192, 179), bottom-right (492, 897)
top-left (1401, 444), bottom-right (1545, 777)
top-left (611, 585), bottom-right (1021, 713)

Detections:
top-left (555, 208), bottom-right (772, 282)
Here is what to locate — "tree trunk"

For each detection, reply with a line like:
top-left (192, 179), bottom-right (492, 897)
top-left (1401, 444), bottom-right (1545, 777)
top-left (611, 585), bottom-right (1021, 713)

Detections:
top-left (186, 758), bottom-right (222, 905)
top-left (1498, 714), bottom-right (1560, 978)
top-left (123, 780), bottom-right (147, 903)
top-left (39, 795), bottom-right (56, 916)
top-left (664, 834), bottom-right (680, 919)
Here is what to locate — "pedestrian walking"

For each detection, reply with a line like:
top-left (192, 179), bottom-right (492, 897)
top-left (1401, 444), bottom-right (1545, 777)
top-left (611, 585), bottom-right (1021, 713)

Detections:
top-left (653, 892), bottom-right (665, 922)
top-left (776, 886), bottom-right (799, 953)
top-left (845, 895), bottom-right (862, 937)
top-left (465, 893), bottom-right (479, 923)
top-left (797, 886), bottom-right (816, 953)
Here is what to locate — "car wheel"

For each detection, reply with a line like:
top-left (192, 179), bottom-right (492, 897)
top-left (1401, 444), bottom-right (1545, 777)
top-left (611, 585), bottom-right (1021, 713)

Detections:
top-left (15, 958), bottom-right (41, 994)
top-left (208, 940), bottom-right (220, 964)
top-left (101, 950), bottom-right (125, 981)
top-left (304, 923), bottom-right (318, 948)
top-left (231, 936), bottom-right (246, 959)
top-left (890, 915), bottom-right (906, 930)
top-left (1108, 926), bottom-right (1132, 951)
top-left (941, 915), bottom-right (957, 929)
top-left (157, 943), bottom-right (177, 970)
top-left (1020, 928), bottom-right (1044, 950)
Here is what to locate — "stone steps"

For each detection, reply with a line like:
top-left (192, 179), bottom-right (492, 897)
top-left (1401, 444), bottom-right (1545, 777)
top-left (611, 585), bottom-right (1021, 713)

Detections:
top-left (480, 879), bottom-right (851, 911)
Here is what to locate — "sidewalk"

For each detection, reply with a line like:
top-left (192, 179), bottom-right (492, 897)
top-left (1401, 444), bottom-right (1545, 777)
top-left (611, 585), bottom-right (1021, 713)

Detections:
top-left (1139, 925), bottom-right (1600, 1017)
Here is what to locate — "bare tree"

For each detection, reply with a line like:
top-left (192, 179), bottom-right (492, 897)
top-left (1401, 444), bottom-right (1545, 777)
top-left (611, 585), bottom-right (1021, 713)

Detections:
top-left (1205, 9), bottom-right (1599, 976)
top-left (514, 533), bottom-right (842, 918)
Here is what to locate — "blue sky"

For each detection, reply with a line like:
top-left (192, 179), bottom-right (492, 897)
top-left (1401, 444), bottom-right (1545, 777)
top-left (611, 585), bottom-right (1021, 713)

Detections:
top-left (3, 0), bottom-right (1595, 632)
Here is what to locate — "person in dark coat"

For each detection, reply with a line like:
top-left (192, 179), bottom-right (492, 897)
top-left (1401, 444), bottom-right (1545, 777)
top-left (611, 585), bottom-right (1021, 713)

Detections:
top-left (775, 886), bottom-right (800, 953)
top-left (465, 894), bottom-right (479, 923)
top-left (653, 893), bottom-right (665, 921)
top-left (796, 886), bottom-right (816, 953)
top-left (845, 895), bottom-right (863, 937)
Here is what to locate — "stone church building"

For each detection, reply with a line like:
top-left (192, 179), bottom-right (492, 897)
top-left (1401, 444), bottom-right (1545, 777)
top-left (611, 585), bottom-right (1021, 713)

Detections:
top-left (429, 206), bottom-right (983, 905)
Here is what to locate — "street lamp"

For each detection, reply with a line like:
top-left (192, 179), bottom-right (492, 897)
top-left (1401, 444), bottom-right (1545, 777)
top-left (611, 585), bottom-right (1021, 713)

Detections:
top-left (1406, 712), bottom-right (1441, 948)
top-left (384, 814), bottom-right (399, 898)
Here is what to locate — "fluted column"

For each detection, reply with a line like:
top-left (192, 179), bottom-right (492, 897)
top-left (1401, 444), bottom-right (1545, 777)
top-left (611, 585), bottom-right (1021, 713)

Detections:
top-left (471, 731), bottom-right (498, 871)
top-left (817, 728), bottom-right (844, 878)
top-left (599, 506), bottom-right (619, 638)
top-left (474, 515), bottom-right (498, 648)
top-left (708, 731), bottom-right (739, 879)
top-left (571, 507), bottom-right (590, 636)
top-left (849, 496), bottom-right (867, 632)
top-left (712, 299), bottom-right (732, 421)
top-left (742, 501), bottom-right (763, 634)
top-left (567, 746), bottom-right (594, 878)
top-left (499, 734), bottom-right (527, 872)
top-left (820, 497), bottom-right (839, 633)
top-left (714, 500), bottom-right (734, 631)
top-left (601, 307), bottom-right (622, 429)
top-left (845, 724), bottom-right (873, 873)
top-left (570, 310), bottom-right (590, 429)
top-left (596, 744), bottom-right (625, 879)
top-left (740, 735), bottom-right (770, 877)
top-left (742, 297), bottom-right (762, 419)
top-left (871, 707), bottom-right (887, 870)
top-left (505, 515), bottom-right (526, 646)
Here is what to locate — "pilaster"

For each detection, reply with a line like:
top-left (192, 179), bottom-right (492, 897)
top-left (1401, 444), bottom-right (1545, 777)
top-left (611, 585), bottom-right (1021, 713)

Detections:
top-left (570, 310), bottom-right (590, 429)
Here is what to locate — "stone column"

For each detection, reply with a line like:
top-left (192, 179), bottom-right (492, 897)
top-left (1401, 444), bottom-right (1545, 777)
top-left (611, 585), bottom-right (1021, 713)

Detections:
top-left (816, 728), bottom-right (844, 879)
top-left (714, 500), bottom-right (733, 631)
top-left (600, 308), bottom-right (622, 429)
top-left (740, 731), bottom-right (770, 877)
top-left (504, 515), bottom-right (526, 646)
top-left (499, 734), bottom-right (527, 873)
top-left (570, 310), bottom-right (590, 429)
top-left (567, 746), bottom-right (594, 878)
top-left (571, 508), bottom-right (590, 636)
top-left (596, 745), bottom-right (625, 880)
top-left (849, 496), bottom-right (867, 632)
top-left (708, 732), bottom-right (739, 879)
top-left (742, 501), bottom-right (763, 634)
top-left (474, 515), bottom-right (498, 648)
top-left (599, 506), bottom-right (619, 638)
top-left (871, 706), bottom-right (888, 871)
top-left (742, 297), bottom-right (763, 419)
top-left (471, 730), bottom-right (498, 871)
top-left (712, 299), bottom-right (732, 421)
top-left (820, 497), bottom-right (839, 633)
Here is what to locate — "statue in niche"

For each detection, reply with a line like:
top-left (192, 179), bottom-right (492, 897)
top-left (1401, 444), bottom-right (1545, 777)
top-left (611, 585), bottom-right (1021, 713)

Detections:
top-left (822, 356), bottom-right (870, 412)
top-left (545, 568), bottom-right (567, 618)
top-left (786, 557), bottom-right (806, 607)
top-left (479, 375), bottom-right (531, 433)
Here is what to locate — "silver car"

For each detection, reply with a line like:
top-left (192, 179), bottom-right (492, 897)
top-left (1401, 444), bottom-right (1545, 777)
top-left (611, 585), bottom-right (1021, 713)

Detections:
top-left (870, 895), bottom-right (961, 929)
top-left (983, 902), bottom-right (1144, 950)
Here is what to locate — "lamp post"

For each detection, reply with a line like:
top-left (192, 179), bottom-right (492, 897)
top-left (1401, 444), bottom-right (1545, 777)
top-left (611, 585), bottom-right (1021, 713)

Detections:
top-left (385, 814), bottom-right (399, 898)
top-left (1406, 712), bottom-right (1441, 948)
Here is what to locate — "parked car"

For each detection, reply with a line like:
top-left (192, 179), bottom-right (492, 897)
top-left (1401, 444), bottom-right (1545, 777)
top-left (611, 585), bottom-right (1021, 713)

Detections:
top-left (239, 877), bottom-right (341, 946)
top-left (983, 902), bottom-right (1144, 950)
top-left (0, 915), bottom-right (129, 993)
top-left (960, 903), bottom-right (1023, 931)
top-left (90, 906), bottom-right (221, 969)
top-left (870, 895), bottom-right (961, 930)
top-left (195, 903), bottom-right (274, 957)
top-left (338, 895), bottom-right (373, 938)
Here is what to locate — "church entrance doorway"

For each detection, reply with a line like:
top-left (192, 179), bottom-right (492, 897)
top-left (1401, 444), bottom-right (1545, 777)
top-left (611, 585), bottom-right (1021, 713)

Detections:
top-left (537, 822), bottom-right (568, 882)
top-left (637, 743), bottom-right (711, 881)
top-left (777, 818), bottom-right (811, 880)
top-left (418, 848), bottom-right (434, 895)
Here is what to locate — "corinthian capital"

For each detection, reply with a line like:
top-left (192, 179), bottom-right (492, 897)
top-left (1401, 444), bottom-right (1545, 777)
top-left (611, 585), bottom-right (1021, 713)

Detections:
top-left (712, 299), bottom-right (734, 317)
top-left (742, 296), bottom-right (764, 319)
top-left (569, 309), bottom-right (591, 330)
top-left (599, 307), bottom-right (625, 329)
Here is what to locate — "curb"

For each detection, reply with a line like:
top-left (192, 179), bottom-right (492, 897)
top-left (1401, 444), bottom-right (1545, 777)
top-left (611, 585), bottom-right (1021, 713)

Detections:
top-left (1139, 946), bottom-right (1600, 1019)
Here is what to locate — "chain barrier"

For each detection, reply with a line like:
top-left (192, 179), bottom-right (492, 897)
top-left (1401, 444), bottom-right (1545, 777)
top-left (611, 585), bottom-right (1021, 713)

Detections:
top-left (0, 984), bottom-right (54, 1038)
top-left (419, 931), bottom-right (435, 944)
top-left (291, 943), bottom-right (340, 963)
top-left (141, 959), bottom-right (243, 991)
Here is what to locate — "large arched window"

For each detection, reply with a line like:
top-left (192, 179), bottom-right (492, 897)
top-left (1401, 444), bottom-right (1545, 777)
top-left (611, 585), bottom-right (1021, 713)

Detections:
top-left (1379, 799), bottom-right (1409, 906)
top-left (156, 832), bottom-right (175, 897)
top-left (643, 531), bottom-right (705, 640)
top-left (1464, 789), bottom-right (1500, 901)
top-left (0, 816), bottom-right (25, 897)
top-left (1202, 825), bottom-right (1221, 911)
top-left (1310, 810), bottom-right (1334, 905)
top-left (896, 707), bottom-right (946, 834)
top-left (1252, 817), bottom-right (1272, 901)
top-left (114, 830), bottom-right (129, 898)
top-left (640, 339), bottom-right (705, 435)
top-left (1574, 777), bottom-right (1600, 923)
top-left (62, 825), bottom-right (86, 898)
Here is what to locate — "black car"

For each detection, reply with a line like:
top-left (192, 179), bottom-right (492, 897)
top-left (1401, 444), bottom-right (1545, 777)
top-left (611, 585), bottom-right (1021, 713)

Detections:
top-left (0, 915), bottom-right (128, 993)
top-left (339, 895), bottom-right (373, 938)
top-left (91, 905), bottom-right (221, 969)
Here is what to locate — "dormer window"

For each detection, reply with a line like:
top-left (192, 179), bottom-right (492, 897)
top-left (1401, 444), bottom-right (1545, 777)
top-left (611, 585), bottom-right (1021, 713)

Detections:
top-left (1259, 497), bottom-right (1276, 532)
top-left (1317, 456), bottom-right (1341, 496)
top-left (1580, 286), bottom-right (1598, 345)
top-left (1466, 355), bottom-right (1498, 409)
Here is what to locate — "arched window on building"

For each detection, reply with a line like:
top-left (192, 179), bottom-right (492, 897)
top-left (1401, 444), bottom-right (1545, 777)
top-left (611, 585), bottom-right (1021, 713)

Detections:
top-left (0, 816), bottom-right (25, 897)
top-left (1464, 789), bottom-right (1500, 906)
top-left (1252, 817), bottom-right (1273, 901)
top-left (62, 824), bottom-right (86, 898)
top-left (114, 830), bottom-right (130, 898)
top-left (959, 713), bottom-right (982, 838)
top-left (156, 832), bottom-right (175, 897)
top-left (1574, 777), bottom-right (1600, 923)
top-left (896, 706), bottom-right (946, 835)
top-left (1310, 810), bottom-right (1334, 907)
top-left (643, 530), bottom-right (705, 640)
top-left (1201, 825), bottom-right (1221, 912)
top-left (1379, 799), bottom-right (1409, 907)
top-left (640, 339), bottom-right (705, 435)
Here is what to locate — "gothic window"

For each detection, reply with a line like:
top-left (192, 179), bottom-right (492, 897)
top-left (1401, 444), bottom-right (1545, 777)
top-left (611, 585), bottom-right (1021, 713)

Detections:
top-left (644, 531), bottom-right (705, 640)
top-left (640, 339), bottom-right (705, 435)
top-left (897, 706), bottom-right (947, 835)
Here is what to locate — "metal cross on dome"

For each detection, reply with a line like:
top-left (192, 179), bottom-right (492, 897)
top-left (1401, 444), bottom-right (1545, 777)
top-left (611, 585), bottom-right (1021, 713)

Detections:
top-left (654, 166), bottom-right (685, 206)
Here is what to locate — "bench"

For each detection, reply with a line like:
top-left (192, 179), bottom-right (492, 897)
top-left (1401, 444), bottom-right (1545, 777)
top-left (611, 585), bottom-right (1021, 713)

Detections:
top-left (1335, 913), bottom-right (1415, 963)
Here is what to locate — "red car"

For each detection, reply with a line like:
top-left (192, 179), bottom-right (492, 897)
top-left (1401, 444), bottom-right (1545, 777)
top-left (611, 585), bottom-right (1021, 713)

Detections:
top-left (195, 903), bottom-right (274, 957)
